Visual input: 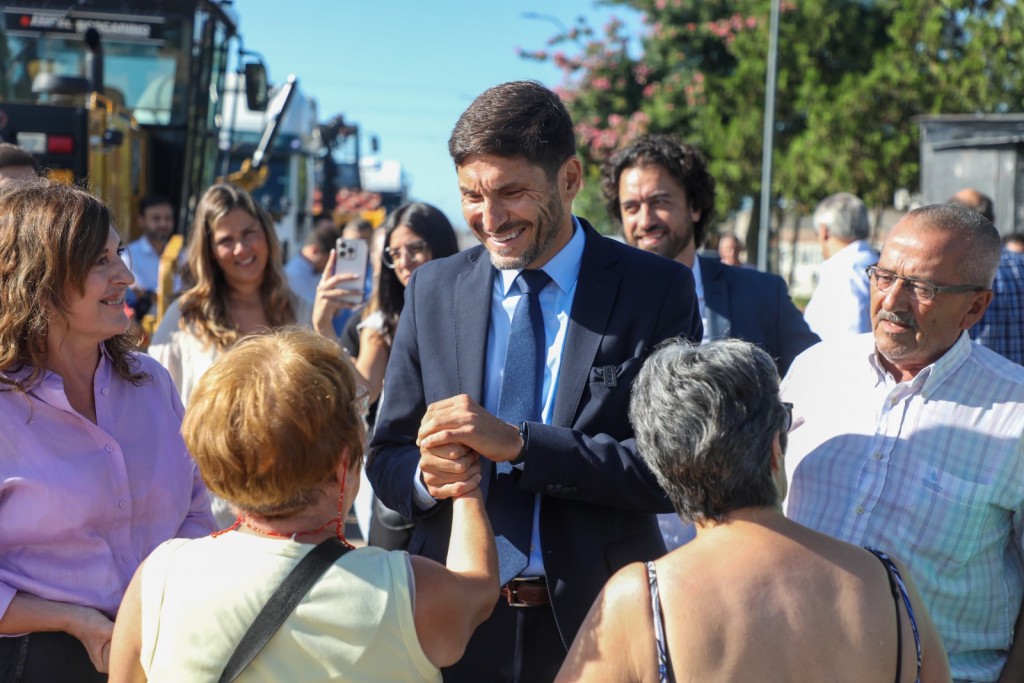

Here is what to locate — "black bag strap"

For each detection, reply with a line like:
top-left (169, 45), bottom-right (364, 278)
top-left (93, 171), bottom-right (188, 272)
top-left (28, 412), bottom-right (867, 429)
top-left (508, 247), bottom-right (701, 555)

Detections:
top-left (219, 538), bottom-right (352, 683)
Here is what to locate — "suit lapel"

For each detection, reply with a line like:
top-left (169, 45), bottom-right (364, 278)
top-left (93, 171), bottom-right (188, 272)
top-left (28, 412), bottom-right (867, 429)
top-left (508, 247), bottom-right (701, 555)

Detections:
top-left (454, 248), bottom-right (494, 402)
top-left (454, 249), bottom-right (495, 497)
top-left (553, 220), bottom-right (619, 427)
top-left (700, 256), bottom-right (730, 340)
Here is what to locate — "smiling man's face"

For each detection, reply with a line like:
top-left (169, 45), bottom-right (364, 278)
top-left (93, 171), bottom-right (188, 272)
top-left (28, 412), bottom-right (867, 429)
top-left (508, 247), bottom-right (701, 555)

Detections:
top-left (618, 163), bottom-right (701, 267)
top-left (458, 154), bottom-right (579, 271)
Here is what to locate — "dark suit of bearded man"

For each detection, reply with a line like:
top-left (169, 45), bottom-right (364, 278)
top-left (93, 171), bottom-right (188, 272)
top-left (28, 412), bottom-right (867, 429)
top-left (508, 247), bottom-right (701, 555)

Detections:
top-left (699, 255), bottom-right (819, 376)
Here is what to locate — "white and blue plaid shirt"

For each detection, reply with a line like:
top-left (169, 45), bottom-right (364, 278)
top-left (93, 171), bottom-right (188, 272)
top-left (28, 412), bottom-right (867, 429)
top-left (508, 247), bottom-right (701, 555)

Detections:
top-left (782, 332), bottom-right (1024, 683)
top-left (970, 249), bottom-right (1024, 365)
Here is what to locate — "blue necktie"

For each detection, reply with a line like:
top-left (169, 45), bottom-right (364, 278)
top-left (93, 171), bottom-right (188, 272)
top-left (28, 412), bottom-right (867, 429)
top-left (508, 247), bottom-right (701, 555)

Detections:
top-left (491, 269), bottom-right (550, 584)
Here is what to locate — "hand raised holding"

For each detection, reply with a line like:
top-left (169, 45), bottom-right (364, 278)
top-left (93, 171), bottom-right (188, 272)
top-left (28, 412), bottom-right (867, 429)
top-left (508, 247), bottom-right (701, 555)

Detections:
top-left (418, 394), bottom-right (523, 463)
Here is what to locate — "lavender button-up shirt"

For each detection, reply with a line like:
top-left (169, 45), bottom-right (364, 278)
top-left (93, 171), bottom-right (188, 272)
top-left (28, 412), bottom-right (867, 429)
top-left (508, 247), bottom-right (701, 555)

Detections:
top-left (0, 348), bottom-right (216, 620)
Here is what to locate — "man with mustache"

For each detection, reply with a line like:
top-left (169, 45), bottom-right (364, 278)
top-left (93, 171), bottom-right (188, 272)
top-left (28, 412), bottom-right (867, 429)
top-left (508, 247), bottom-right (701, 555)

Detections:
top-left (367, 81), bottom-right (701, 682)
top-left (781, 203), bottom-right (1024, 683)
top-left (602, 135), bottom-right (819, 378)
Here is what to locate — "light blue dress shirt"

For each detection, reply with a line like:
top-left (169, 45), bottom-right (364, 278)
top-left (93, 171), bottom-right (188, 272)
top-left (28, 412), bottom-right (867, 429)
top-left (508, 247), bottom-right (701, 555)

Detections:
top-left (485, 218), bottom-right (584, 576)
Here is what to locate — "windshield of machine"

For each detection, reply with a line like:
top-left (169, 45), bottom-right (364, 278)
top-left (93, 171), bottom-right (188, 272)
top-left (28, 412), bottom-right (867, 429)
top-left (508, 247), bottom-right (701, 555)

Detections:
top-left (0, 8), bottom-right (189, 125)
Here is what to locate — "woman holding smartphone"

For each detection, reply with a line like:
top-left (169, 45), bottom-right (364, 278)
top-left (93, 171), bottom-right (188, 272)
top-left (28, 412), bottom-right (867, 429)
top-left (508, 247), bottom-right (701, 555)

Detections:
top-left (315, 202), bottom-right (459, 551)
top-left (316, 202), bottom-right (459, 405)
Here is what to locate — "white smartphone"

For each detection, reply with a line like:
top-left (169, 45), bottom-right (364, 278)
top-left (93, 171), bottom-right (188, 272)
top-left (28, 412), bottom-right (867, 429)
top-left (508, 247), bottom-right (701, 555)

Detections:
top-left (334, 237), bottom-right (368, 304)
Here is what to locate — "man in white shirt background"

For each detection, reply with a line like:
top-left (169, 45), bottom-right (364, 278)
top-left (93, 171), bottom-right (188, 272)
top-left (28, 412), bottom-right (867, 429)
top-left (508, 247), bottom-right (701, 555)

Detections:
top-left (125, 195), bottom-right (175, 318)
top-left (802, 192), bottom-right (878, 340)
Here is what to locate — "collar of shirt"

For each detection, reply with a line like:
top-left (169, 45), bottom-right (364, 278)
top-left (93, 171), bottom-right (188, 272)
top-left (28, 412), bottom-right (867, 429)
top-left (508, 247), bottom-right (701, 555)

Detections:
top-left (499, 215), bottom-right (586, 296)
top-left (831, 239), bottom-right (874, 264)
top-left (129, 236), bottom-right (159, 258)
top-left (867, 330), bottom-right (973, 400)
top-left (691, 254), bottom-right (705, 306)
top-left (3, 344), bottom-right (111, 414)
top-left (691, 255), bottom-right (708, 340)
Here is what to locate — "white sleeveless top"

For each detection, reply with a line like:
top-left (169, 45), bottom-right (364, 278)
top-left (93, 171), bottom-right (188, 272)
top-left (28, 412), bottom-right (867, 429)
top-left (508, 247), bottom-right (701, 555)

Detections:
top-left (139, 533), bottom-right (440, 683)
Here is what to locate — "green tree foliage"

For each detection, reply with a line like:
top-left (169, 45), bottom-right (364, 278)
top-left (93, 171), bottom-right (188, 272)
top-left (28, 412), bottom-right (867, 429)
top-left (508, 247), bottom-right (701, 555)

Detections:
top-left (524, 0), bottom-right (1024, 232)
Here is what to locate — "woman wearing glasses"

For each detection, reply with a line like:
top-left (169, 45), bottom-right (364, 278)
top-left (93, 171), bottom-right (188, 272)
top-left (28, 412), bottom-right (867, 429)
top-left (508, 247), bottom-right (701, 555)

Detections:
top-left (317, 202), bottom-right (459, 406)
top-left (0, 181), bottom-right (215, 682)
top-left (314, 202), bottom-right (459, 550)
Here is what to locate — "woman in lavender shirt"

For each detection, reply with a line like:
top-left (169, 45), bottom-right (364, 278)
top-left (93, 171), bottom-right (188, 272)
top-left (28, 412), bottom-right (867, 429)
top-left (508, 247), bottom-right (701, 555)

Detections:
top-left (0, 181), bottom-right (216, 681)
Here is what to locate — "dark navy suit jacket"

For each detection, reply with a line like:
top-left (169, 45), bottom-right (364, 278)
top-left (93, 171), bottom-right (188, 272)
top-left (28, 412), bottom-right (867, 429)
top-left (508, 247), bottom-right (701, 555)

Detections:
top-left (699, 255), bottom-right (819, 376)
top-left (367, 219), bottom-right (701, 648)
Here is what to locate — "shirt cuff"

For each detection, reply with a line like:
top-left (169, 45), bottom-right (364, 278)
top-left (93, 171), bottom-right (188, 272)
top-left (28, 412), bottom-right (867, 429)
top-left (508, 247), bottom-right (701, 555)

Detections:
top-left (412, 469), bottom-right (438, 511)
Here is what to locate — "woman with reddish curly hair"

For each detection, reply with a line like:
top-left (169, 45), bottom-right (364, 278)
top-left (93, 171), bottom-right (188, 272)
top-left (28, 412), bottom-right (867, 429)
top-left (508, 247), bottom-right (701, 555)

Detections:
top-left (110, 328), bottom-right (497, 682)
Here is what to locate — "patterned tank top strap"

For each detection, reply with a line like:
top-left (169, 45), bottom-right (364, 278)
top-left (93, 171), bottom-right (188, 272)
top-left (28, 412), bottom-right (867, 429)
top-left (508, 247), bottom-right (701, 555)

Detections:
top-left (646, 560), bottom-right (675, 683)
top-left (866, 547), bottom-right (922, 683)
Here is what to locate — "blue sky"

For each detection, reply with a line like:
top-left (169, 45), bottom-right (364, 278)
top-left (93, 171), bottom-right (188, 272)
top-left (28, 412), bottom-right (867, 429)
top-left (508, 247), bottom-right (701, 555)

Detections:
top-left (232, 0), bottom-right (641, 232)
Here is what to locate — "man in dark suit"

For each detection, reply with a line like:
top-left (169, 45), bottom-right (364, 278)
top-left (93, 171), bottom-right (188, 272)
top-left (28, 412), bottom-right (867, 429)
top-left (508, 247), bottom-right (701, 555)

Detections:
top-left (602, 135), bottom-right (819, 377)
top-left (367, 82), bottom-right (701, 682)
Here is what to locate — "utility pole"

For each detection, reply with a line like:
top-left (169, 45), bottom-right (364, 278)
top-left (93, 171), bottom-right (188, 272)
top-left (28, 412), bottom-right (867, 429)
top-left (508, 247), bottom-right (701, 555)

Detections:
top-left (757, 0), bottom-right (781, 272)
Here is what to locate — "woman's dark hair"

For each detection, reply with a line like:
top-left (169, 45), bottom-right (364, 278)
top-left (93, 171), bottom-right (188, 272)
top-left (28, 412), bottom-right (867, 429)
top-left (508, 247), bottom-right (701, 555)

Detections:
top-left (369, 202), bottom-right (459, 340)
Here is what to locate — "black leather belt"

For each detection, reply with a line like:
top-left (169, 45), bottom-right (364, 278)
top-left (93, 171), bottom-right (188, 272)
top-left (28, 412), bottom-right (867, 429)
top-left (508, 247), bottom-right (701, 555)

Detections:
top-left (500, 576), bottom-right (550, 607)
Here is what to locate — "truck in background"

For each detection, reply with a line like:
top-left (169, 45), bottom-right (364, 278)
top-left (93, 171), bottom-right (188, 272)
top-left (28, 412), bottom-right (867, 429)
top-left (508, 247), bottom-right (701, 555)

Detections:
top-left (0, 0), bottom-right (268, 239)
top-left (220, 72), bottom-right (318, 257)
top-left (221, 85), bottom-right (411, 258)
top-left (318, 115), bottom-right (409, 230)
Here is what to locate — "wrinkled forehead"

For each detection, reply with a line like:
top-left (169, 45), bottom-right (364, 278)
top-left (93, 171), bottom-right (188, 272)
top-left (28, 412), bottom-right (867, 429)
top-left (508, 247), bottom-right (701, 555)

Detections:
top-left (879, 218), bottom-right (963, 280)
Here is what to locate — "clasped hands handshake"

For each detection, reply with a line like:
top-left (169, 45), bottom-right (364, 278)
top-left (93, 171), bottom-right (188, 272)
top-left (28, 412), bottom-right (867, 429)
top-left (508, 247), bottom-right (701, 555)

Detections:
top-left (416, 395), bottom-right (522, 500)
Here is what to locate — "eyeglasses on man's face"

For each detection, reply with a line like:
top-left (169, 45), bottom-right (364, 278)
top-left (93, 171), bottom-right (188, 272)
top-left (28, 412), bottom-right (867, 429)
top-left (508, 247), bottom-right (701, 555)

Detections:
top-left (383, 240), bottom-right (430, 269)
top-left (865, 266), bottom-right (987, 302)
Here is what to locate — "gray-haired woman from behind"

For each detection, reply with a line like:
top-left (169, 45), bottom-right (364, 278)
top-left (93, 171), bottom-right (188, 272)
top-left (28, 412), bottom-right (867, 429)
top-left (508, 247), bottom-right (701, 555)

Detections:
top-left (557, 339), bottom-right (950, 683)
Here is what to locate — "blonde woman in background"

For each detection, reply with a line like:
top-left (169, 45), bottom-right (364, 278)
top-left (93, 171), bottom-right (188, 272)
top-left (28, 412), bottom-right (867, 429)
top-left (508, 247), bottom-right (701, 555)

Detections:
top-left (150, 183), bottom-right (318, 527)
top-left (149, 183), bottom-right (314, 408)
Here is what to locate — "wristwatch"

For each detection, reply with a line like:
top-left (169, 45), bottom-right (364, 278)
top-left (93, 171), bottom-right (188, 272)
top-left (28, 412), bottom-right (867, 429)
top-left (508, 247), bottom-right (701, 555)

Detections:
top-left (512, 421), bottom-right (528, 464)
